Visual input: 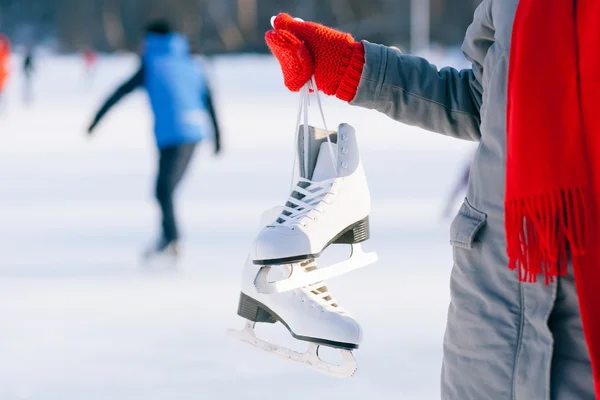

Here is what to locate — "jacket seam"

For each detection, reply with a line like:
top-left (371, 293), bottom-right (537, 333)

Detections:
top-left (511, 282), bottom-right (525, 400)
top-left (450, 239), bottom-right (470, 248)
top-left (370, 44), bottom-right (388, 109)
top-left (484, 0), bottom-right (493, 32)
top-left (480, 49), bottom-right (507, 111)
top-left (542, 279), bottom-right (558, 400)
top-left (482, 0), bottom-right (511, 56)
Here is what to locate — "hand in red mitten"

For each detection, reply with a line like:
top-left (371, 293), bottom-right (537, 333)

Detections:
top-left (265, 13), bottom-right (365, 102)
top-left (265, 27), bottom-right (314, 93)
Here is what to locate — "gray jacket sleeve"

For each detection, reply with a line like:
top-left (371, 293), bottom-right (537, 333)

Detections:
top-left (350, 0), bottom-right (494, 141)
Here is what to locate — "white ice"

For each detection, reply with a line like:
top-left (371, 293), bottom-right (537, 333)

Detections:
top-left (0, 52), bottom-right (474, 400)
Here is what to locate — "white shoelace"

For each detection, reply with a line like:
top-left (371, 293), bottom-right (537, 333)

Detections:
top-left (298, 260), bottom-right (345, 313)
top-left (278, 78), bottom-right (338, 229)
top-left (278, 177), bottom-right (337, 228)
top-left (281, 79), bottom-right (345, 313)
top-left (290, 79), bottom-right (337, 187)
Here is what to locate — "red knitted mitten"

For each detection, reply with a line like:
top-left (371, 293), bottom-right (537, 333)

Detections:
top-left (265, 13), bottom-right (365, 102)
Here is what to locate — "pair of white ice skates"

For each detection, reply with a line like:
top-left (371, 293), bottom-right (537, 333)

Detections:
top-left (230, 84), bottom-right (377, 377)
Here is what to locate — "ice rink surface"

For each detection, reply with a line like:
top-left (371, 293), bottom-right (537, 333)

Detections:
top-left (0, 53), bottom-right (473, 399)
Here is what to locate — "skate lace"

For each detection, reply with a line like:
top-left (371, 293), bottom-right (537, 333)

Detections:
top-left (295, 78), bottom-right (337, 177)
top-left (276, 78), bottom-right (337, 229)
top-left (277, 177), bottom-right (336, 228)
top-left (299, 260), bottom-right (346, 313)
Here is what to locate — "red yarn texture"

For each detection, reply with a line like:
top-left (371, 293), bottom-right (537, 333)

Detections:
top-left (265, 13), bottom-right (364, 102)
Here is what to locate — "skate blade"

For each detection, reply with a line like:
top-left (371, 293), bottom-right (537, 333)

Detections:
top-left (255, 244), bottom-right (377, 294)
top-left (228, 322), bottom-right (357, 378)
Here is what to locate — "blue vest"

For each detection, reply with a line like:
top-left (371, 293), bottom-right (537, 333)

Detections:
top-left (143, 33), bottom-right (212, 149)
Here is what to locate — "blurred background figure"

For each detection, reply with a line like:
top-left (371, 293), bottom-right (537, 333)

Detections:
top-left (82, 47), bottom-right (98, 85)
top-left (0, 34), bottom-right (11, 108)
top-left (442, 151), bottom-right (475, 219)
top-left (22, 45), bottom-right (35, 105)
top-left (87, 19), bottom-right (221, 264)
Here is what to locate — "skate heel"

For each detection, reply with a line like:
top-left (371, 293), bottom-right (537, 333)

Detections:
top-left (334, 217), bottom-right (370, 244)
top-left (237, 292), bottom-right (277, 323)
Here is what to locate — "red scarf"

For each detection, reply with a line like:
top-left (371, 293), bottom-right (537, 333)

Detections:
top-left (506, 0), bottom-right (600, 393)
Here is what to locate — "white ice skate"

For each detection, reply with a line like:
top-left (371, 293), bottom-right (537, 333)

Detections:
top-left (251, 96), bottom-right (377, 294)
top-left (229, 83), bottom-right (377, 377)
top-left (229, 207), bottom-right (361, 378)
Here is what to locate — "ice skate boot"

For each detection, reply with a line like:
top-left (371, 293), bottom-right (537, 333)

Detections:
top-left (230, 207), bottom-right (362, 378)
top-left (251, 123), bottom-right (377, 294)
top-left (142, 238), bottom-right (180, 267)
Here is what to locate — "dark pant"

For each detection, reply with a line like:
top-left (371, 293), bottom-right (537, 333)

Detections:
top-left (155, 143), bottom-right (197, 243)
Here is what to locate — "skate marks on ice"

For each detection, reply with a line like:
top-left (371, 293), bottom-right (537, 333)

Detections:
top-left (254, 243), bottom-right (377, 294)
top-left (229, 321), bottom-right (357, 378)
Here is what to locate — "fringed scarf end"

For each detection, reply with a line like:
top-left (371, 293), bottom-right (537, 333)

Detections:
top-left (506, 187), bottom-right (589, 284)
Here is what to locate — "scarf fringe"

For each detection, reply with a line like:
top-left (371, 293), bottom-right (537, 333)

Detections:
top-left (506, 187), bottom-right (589, 284)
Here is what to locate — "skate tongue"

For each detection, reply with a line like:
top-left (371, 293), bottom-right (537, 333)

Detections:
top-left (311, 143), bottom-right (337, 181)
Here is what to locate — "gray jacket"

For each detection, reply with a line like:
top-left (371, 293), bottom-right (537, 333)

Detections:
top-left (352, 1), bottom-right (595, 398)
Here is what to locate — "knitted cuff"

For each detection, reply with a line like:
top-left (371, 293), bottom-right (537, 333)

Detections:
top-left (336, 42), bottom-right (365, 102)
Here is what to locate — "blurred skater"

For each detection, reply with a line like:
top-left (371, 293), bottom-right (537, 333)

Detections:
top-left (22, 45), bottom-right (34, 105)
top-left (442, 152), bottom-right (475, 219)
top-left (0, 34), bottom-right (11, 108)
top-left (82, 48), bottom-right (98, 85)
top-left (87, 20), bottom-right (221, 263)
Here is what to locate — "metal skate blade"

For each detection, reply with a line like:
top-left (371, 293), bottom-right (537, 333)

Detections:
top-left (228, 322), bottom-right (357, 378)
top-left (255, 244), bottom-right (377, 294)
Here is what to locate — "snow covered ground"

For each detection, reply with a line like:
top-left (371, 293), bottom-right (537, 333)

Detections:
top-left (0, 53), bottom-right (474, 399)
